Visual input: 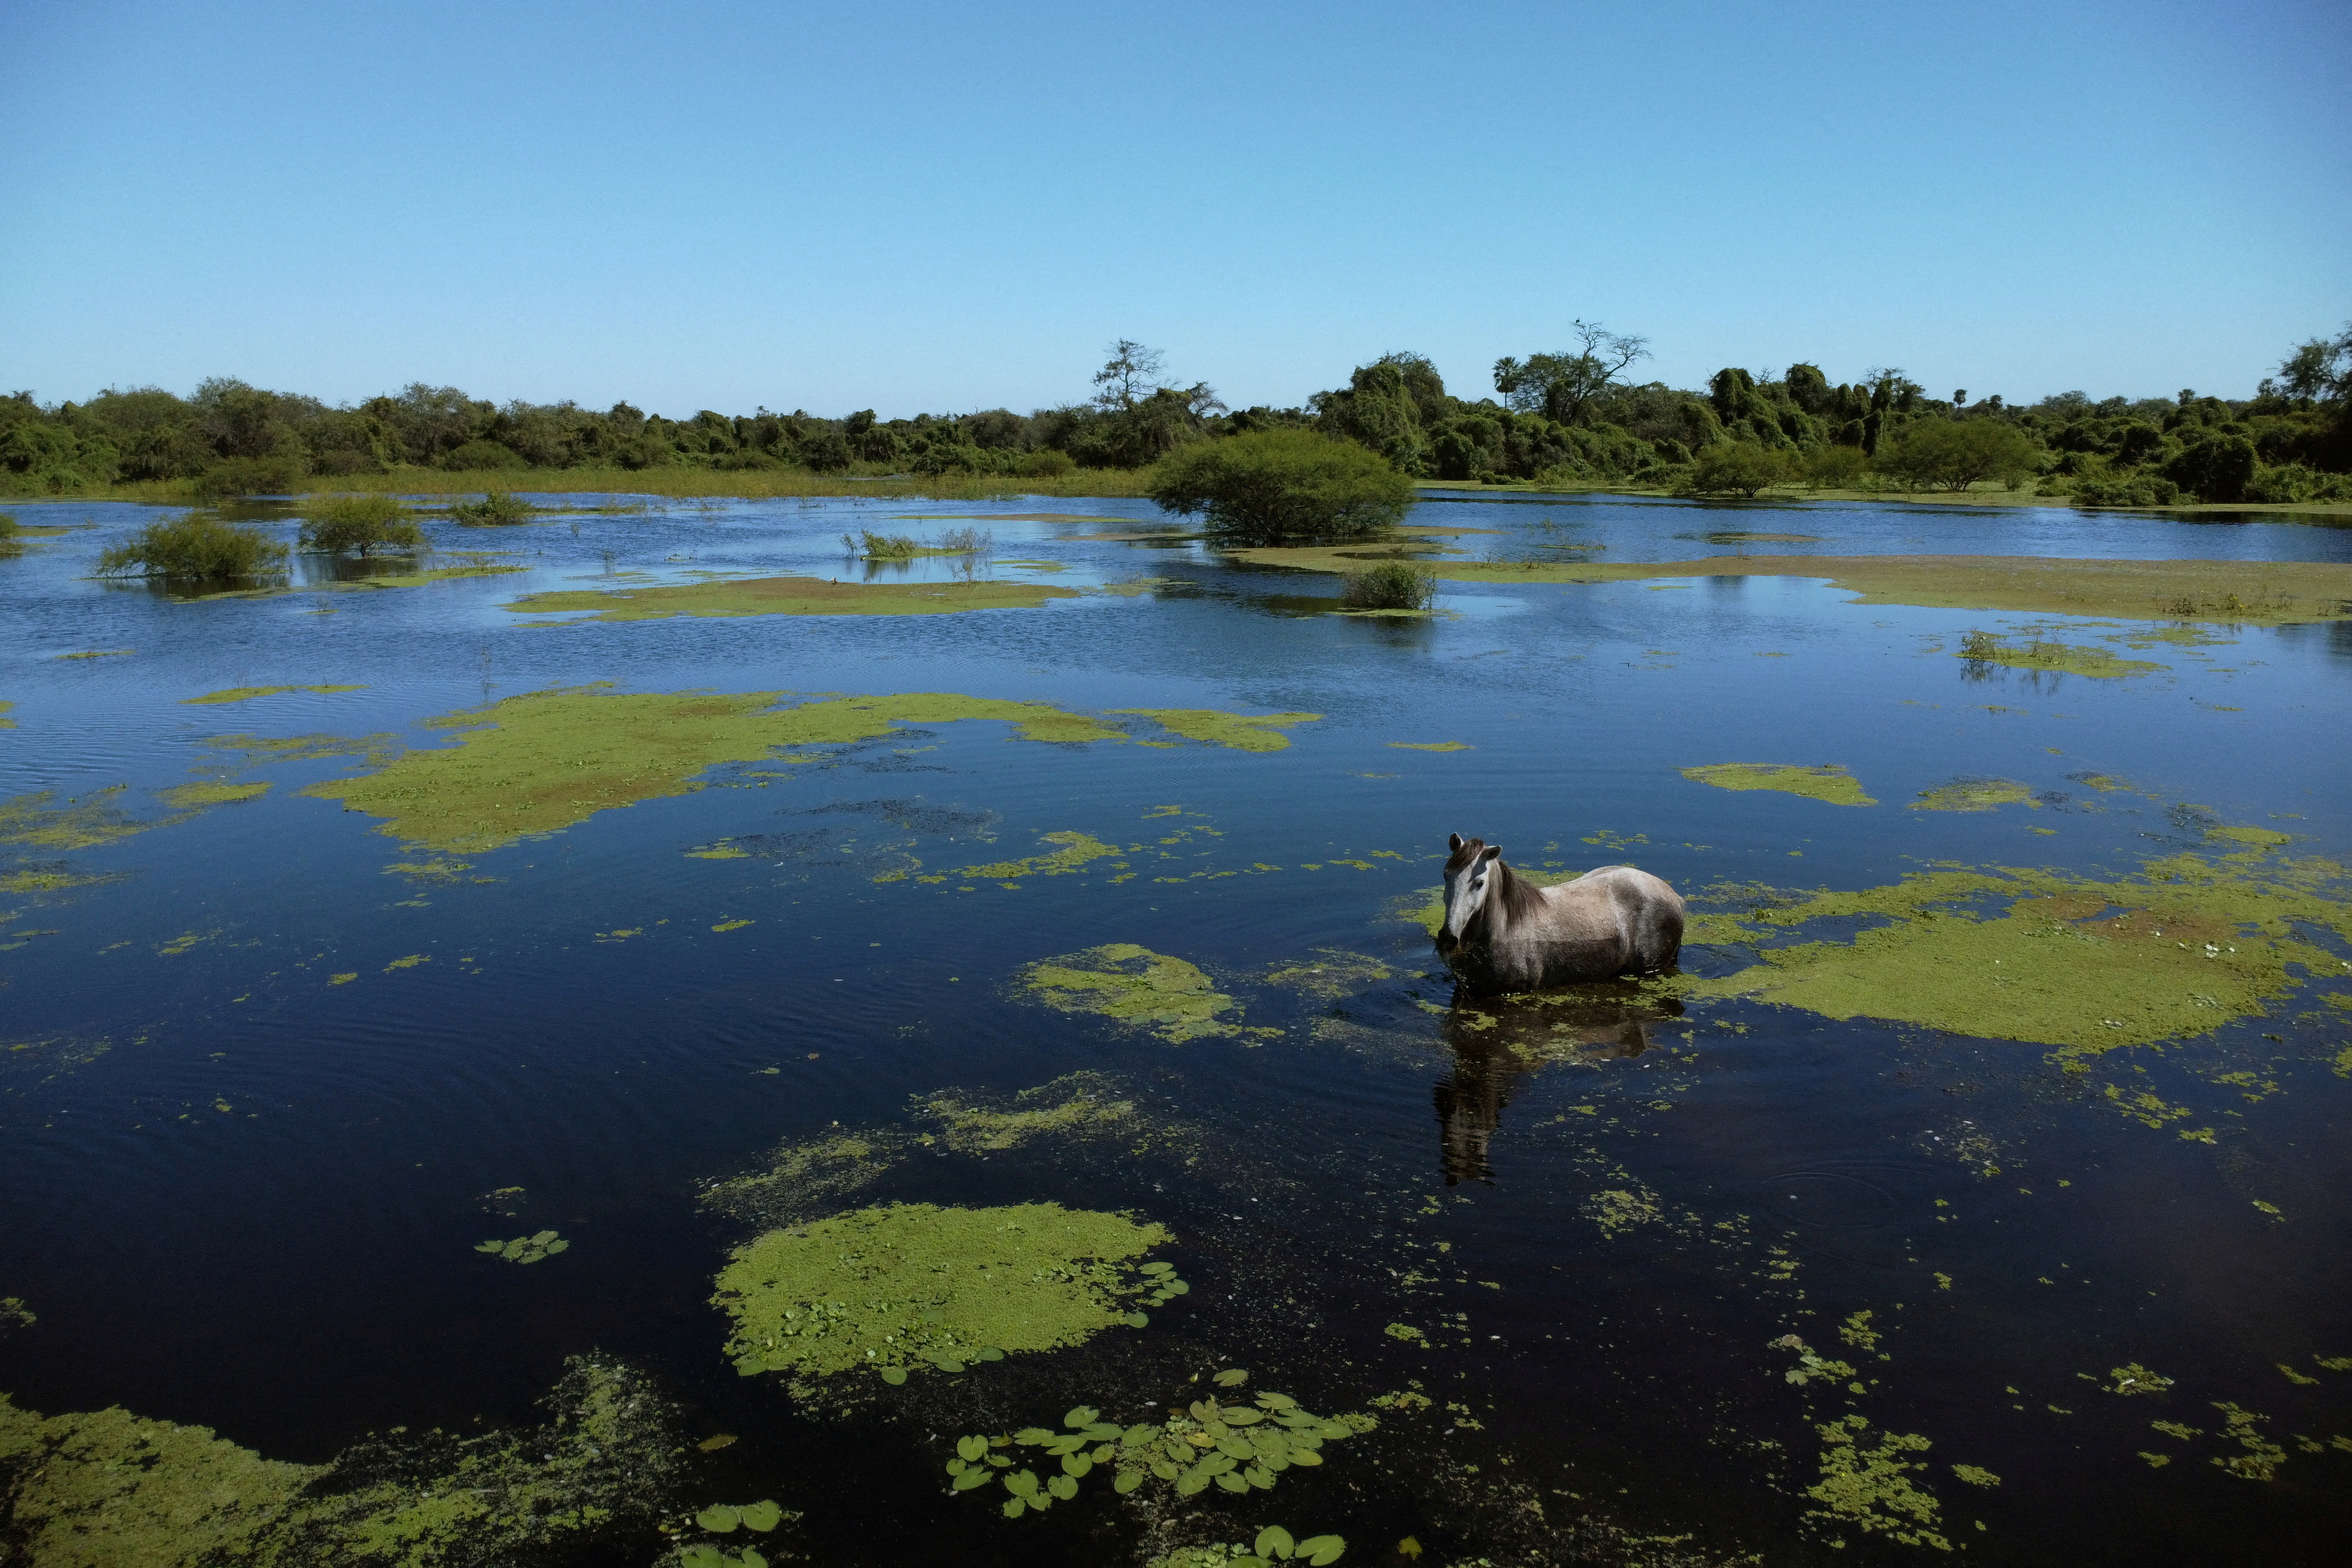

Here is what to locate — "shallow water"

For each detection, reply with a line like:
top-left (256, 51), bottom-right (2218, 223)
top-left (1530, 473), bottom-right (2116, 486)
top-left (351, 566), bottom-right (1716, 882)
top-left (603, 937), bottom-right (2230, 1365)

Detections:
top-left (3, 490), bottom-right (2349, 1566)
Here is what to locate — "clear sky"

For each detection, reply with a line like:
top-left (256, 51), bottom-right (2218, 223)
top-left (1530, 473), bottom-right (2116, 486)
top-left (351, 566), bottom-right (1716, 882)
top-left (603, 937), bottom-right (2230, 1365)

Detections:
top-left (3, 0), bottom-right (2346, 419)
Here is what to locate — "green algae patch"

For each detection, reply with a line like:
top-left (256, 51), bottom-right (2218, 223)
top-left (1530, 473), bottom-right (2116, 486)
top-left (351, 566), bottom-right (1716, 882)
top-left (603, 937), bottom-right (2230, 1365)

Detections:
top-left (184, 684), bottom-right (366, 705)
top-left (55, 650), bottom-right (132, 660)
top-left (0, 1355), bottom-right (680, 1568)
top-left (1682, 763), bottom-right (1876, 807)
top-left (1679, 836), bottom-right (2352, 1054)
top-left (0, 785), bottom-right (184, 851)
top-left (1109, 708), bottom-right (1321, 753)
top-left (501, 574), bottom-right (1078, 621)
top-left (295, 688), bottom-right (1127, 854)
top-left (894, 830), bottom-right (1119, 885)
top-left (156, 781), bottom-right (270, 809)
top-left (1018, 944), bottom-right (1277, 1043)
top-left (1957, 630), bottom-right (2163, 679)
top-left (1911, 778), bottom-right (2039, 813)
top-left (1390, 741), bottom-right (1471, 752)
top-left (0, 870), bottom-right (114, 895)
top-left (1803, 1415), bottom-right (1950, 1551)
top-left (0, 701), bottom-right (13, 728)
top-left (713, 1202), bottom-right (1169, 1388)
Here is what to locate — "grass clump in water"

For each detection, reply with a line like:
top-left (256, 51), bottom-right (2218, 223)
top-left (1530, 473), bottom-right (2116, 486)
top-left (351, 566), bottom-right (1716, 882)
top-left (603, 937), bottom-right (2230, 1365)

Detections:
top-left (1019, 944), bottom-right (1276, 1043)
top-left (713, 1202), bottom-right (1170, 1390)
top-left (891, 829), bottom-right (1120, 885)
top-left (1802, 1415), bottom-right (1950, 1550)
top-left (0, 785), bottom-right (175, 851)
top-left (94, 512), bottom-right (287, 580)
top-left (475, 1228), bottom-right (570, 1263)
top-left (299, 494), bottom-right (425, 555)
top-left (503, 573), bottom-right (1078, 620)
top-left (1339, 560), bottom-right (1437, 612)
top-left (447, 491), bottom-right (539, 526)
top-left (155, 781), bottom-right (269, 809)
top-left (1681, 763), bottom-right (1876, 807)
top-left (1676, 831), bottom-right (2352, 1054)
top-left (185, 684), bottom-right (366, 705)
top-left (1957, 628), bottom-right (2163, 680)
top-left (1910, 778), bottom-right (2040, 813)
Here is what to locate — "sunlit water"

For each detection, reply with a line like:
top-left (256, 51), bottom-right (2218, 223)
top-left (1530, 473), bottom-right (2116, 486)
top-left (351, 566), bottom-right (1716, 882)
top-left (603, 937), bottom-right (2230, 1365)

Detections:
top-left (3, 491), bottom-right (2348, 1566)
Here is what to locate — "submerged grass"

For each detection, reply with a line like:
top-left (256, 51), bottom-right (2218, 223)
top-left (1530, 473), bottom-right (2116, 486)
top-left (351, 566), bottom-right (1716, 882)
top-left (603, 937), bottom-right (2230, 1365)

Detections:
top-left (1956, 629), bottom-right (2164, 679)
top-left (503, 574), bottom-right (1080, 621)
top-left (1018, 944), bottom-right (1279, 1043)
top-left (1107, 709), bottom-right (1321, 753)
top-left (1910, 778), bottom-right (2039, 812)
top-left (1681, 763), bottom-right (1876, 807)
top-left (713, 1202), bottom-right (1170, 1389)
top-left (184, 684), bottom-right (366, 705)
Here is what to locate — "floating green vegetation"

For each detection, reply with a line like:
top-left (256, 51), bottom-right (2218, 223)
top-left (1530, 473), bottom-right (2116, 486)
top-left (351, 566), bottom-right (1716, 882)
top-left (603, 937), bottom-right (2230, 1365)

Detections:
top-left (2211, 1402), bottom-right (2287, 1480)
top-left (0, 869), bottom-right (111, 895)
top-left (1772, 1333), bottom-right (1859, 1389)
top-left (944, 1391), bottom-right (1370, 1517)
top-left (1, 1298), bottom-right (34, 1328)
top-left (1912, 778), bottom-right (2039, 812)
top-left (447, 490), bottom-right (542, 526)
top-left (0, 1354), bottom-right (681, 1568)
top-left (1703, 530), bottom-right (1822, 544)
top-left (1681, 763), bottom-right (1876, 806)
top-left (0, 701), bottom-right (13, 728)
top-left (676, 1497), bottom-right (791, 1568)
top-left (206, 731), bottom-right (402, 767)
top-left (1263, 950), bottom-right (1398, 998)
top-left (503, 574), bottom-right (1079, 620)
top-left (2104, 1363), bottom-right (2174, 1395)
top-left (1803, 1415), bottom-right (1950, 1551)
top-left (713, 1202), bottom-right (1171, 1390)
top-left (1950, 1465), bottom-right (2000, 1488)
top-left (344, 559), bottom-right (530, 591)
top-left (1587, 1188), bottom-right (1660, 1238)
top-left (475, 1229), bottom-right (570, 1264)
top-left (1957, 628), bottom-right (2163, 679)
top-left (1676, 831), bottom-right (2352, 1054)
top-left (55, 649), bottom-right (132, 660)
top-left (1018, 944), bottom-right (1278, 1044)
top-left (1109, 708), bottom-right (1322, 753)
top-left (1388, 741), bottom-right (1470, 752)
top-left (295, 688), bottom-right (1153, 853)
top-left (993, 558), bottom-right (1069, 571)
top-left (156, 780), bottom-right (270, 809)
top-left (184, 684), bottom-right (366, 705)
top-left (0, 785), bottom-right (176, 851)
top-left (1224, 547), bottom-right (2352, 626)
top-left (881, 829), bottom-right (1119, 886)
top-left (1150, 1527), bottom-right (1348, 1567)
top-left (702, 1074), bottom-right (1148, 1229)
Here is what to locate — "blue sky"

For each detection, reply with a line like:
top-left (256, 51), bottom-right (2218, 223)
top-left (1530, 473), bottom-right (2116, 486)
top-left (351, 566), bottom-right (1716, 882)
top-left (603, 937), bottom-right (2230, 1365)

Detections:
top-left (3, 0), bottom-right (2346, 417)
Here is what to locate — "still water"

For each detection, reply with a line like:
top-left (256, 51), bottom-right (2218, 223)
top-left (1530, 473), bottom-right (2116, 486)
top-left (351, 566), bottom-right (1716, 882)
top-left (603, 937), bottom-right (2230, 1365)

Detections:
top-left (2, 491), bottom-right (2348, 1566)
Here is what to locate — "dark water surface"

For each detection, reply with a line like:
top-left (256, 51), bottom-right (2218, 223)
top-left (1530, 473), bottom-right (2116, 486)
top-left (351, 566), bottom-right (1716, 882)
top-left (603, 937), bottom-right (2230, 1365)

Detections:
top-left (3, 492), bottom-right (2349, 1566)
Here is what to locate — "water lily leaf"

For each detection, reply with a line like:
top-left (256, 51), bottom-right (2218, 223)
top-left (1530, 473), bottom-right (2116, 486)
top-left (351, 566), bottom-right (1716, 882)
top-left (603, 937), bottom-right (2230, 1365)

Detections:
top-left (1287, 1447), bottom-right (1323, 1466)
top-left (739, 1500), bottom-right (782, 1532)
top-left (1298, 1534), bottom-right (1346, 1565)
top-left (1200, 1453), bottom-right (1237, 1476)
top-left (953, 1467), bottom-right (993, 1491)
top-left (1141, 1260), bottom-right (1174, 1275)
top-left (1061, 1452), bottom-right (1093, 1479)
top-left (518, 1250), bottom-right (546, 1264)
top-left (1257, 1392), bottom-right (1297, 1410)
top-left (1003, 1496), bottom-right (1026, 1519)
top-left (696, 1503), bottom-right (742, 1532)
top-left (474, 1240), bottom-right (505, 1253)
top-left (1123, 1423), bottom-right (1158, 1446)
top-left (1244, 1464), bottom-right (1274, 1488)
top-left (986, 1454), bottom-right (1011, 1467)
top-left (975, 1346), bottom-right (1005, 1361)
top-left (1114, 1469), bottom-right (1144, 1494)
top-left (1214, 1368), bottom-right (1248, 1387)
top-left (680, 1547), bottom-right (725, 1568)
top-left (500, 1239), bottom-right (526, 1259)
top-left (733, 1354), bottom-right (766, 1375)
top-left (530, 1229), bottom-right (557, 1245)
top-left (1047, 1473), bottom-right (1079, 1500)
top-left (1081, 1422), bottom-right (1124, 1442)
top-left (946, 1457), bottom-right (968, 1477)
top-left (958, 1436), bottom-right (989, 1463)
top-left (880, 1366), bottom-right (907, 1385)
top-left (1125, 1310), bottom-right (1150, 1328)
top-left (1257, 1525), bottom-right (1297, 1559)
top-left (740, 1550), bottom-right (769, 1568)
top-left (1164, 1279), bottom-right (1191, 1295)
top-left (1224, 1407), bottom-right (1264, 1425)
top-left (922, 1306), bottom-right (944, 1322)
top-left (544, 1238), bottom-right (570, 1254)
top-left (1315, 1421), bottom-right (1351, 1440)
top-left (1217, 1436), bottom-right (1254, 1460)
top-left (1063, 1405), bottom-right (1100, 1428)
top-left (1152, 1459), bottom-right (1181, 1480)
top-left (936, 1358), bottom-right (965, 1373)
top-left (1215, 1471), bottom-right (1251, 1493)
top-left (1043, 1435), bottom-right (1088, 1457)
top-left (1175, 1470), bottom-right (1210, 1497)
top-left (1014, 1427), bottom-right (1055, 1445)
top-left (1006, 1469), bottom-right (1040, 1497)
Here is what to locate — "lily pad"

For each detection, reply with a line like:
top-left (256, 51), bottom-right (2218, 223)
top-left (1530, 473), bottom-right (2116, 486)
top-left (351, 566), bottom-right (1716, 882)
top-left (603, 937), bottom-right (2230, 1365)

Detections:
top-left (696, 1503), bottom-right (742, 1532)
top-left (739, 1499), bottom-right (783, 1532)
top-left (1214, 1368), bottom-right (1250, 1387)
top-left (1063, 1405), bottom-right (1100, 1427)
top-left (1141, 1261), bottom-right (1174, 1275)
top-left (1047, 1473), bottom-right (1079, 1500)
top-left (1114, 1469), bottom-right (1144, 1494)
top-left (1257, 1526), bottom-right (1296, 1558)
top-left (1216, 1471), bottom-right (1251, 1493)
top-left (975, 1346), bottom-right (1005, 1361)
top-left (680, 1548), bottom-right (726, 1568)
top-left (880, 1366), bottom-right (907, 1385)
top-left (1003, 1497), bottom-right (1025, 1518)
top-left (1062, 1453), bottom-right (1093, 1478)
top-left (935, 1358), bottom-right (965, 1373)
top-left (1124, 1310), bottom-right (1150, 1328)
top-left (1298, 1535), bottom-right (1347, 1565)
top-left (957, 1435), bottom-right (989, 1463)
top-left (954, 1468), bottom-right (993, 1490)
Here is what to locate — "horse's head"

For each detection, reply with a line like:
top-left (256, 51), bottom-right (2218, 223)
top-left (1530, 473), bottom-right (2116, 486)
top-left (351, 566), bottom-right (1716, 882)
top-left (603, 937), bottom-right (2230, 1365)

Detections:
top-left (1437, 831), bottom-right (1504, 952)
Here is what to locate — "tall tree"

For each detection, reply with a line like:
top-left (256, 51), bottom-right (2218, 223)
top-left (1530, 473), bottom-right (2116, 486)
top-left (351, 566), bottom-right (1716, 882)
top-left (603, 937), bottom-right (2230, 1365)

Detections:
top-left (1093, 340), bottom-right (1170, 412)
top-left (1492, 321), bottom-right (1651, 426)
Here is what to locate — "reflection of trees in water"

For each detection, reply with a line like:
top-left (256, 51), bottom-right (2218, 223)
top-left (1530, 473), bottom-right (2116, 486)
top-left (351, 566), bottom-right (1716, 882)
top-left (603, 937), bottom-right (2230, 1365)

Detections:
top-left (1432, 983), bottom-right (1682, 1186)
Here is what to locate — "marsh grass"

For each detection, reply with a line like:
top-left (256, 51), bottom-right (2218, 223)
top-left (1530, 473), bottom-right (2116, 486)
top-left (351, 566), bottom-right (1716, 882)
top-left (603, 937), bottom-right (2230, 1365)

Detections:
top-left (1341, 560), bottom-right (1438, 611)
top-left (0, 511), bottom-right (19, 559)
top-left (95, 512), bottom-right (289, 580)
top-left (299, 494), bottom-right (425, 556)
top-left (936, 525), bottom-right (994, 554)
top-left (856, 529), bottom-right (923, 559)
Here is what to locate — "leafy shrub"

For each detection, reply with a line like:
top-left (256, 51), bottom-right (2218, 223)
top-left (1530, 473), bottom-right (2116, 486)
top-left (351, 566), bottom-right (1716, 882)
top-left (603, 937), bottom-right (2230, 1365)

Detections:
top-left (2067, 470), bottom-right (2182, 507)
top-left (936, 526), bottom-right (993, 554)
top-left (1872, 420), bottom-right (2042, 492)
top-left (2160, 433), bottom-right (2257, 502)
top-left (1148, 429), bottom-right (1414, 545)
top-left (0, 511), bottom-right (20, 559)
top-left (1018, 449), bottom-right (1076, 477)
top-left (1798, 444), bottom-right (1872, 489)
top-left (1683, 442), bottom-right (1789, 496)
top-left (449, 492), bottom-right (539, 526)
top-left (442, 439), bottom-right (526, 470)
top-left (300, 494), bottom-right (425, 555)
top-left (2243, 462), bottom-right (2352, 504)
top-left (96, 513), bottom-right (289, 579)
top-left (191, 455), bottom-right (308, 500)
top-left (857, 530), bottom-right (920, 559)
top-left (1341, 559), bottom-right (1438, 611)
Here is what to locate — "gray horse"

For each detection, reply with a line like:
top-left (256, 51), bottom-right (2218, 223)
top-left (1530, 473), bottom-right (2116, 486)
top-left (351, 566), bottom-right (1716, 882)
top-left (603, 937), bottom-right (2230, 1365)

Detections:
top-left (1434, 833), bottom-right (1685, 994)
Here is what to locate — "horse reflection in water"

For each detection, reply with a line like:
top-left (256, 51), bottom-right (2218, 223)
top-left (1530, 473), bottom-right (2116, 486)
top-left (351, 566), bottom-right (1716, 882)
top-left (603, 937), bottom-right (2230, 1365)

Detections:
top-left (1432, 984), bottom-right (1685, 1186)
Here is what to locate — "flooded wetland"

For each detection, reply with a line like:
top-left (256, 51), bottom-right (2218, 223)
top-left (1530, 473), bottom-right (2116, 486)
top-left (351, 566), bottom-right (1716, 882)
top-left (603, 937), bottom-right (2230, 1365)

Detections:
top-left (3, 489), bottom-right (2351, 1567)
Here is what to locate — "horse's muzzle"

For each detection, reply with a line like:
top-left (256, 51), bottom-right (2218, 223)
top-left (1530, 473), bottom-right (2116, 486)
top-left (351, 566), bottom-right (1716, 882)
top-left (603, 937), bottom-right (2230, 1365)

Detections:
top-left (1433, 930), bottom-right (1459, 955)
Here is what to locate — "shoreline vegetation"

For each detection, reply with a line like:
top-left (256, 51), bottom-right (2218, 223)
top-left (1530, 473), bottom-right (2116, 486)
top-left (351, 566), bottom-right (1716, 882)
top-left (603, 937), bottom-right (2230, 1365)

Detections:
top-left (6, 327), bottom-right (2347, 521)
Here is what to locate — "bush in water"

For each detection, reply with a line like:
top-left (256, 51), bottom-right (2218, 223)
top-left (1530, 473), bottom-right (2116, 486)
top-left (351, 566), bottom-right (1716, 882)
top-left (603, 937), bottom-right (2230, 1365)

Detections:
top-left (300, 494), bottom-right (425, 555)
top-left (1341, 560), bottom-right (1436, 611)
top-left (1148, 428), bottom-right (1413, 546)
top-left (96, 513), bottom-right (289, 579)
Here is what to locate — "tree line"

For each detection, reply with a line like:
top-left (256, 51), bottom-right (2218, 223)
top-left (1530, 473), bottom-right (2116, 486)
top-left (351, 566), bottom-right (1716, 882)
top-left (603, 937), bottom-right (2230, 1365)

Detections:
top-left (4, 325), bottom-right (2347, 507)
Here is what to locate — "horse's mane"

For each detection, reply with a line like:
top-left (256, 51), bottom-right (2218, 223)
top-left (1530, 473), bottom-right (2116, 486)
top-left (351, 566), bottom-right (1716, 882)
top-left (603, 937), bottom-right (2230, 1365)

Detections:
top-left (1447, 837), bottom-right (1550, 927)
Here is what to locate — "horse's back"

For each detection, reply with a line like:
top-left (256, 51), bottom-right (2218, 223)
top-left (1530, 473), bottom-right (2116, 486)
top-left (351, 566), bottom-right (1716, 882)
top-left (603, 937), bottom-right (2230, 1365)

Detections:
top-left (1549, 864), bottom-right (1684, 971)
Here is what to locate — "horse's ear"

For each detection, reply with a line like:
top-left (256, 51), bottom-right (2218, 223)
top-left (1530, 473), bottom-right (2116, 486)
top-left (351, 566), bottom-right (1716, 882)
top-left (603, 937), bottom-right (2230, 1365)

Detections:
top-left (1480, 844), bottom-right (1503, 863)
top-left (1448, 833), bottom-right (1464, 852)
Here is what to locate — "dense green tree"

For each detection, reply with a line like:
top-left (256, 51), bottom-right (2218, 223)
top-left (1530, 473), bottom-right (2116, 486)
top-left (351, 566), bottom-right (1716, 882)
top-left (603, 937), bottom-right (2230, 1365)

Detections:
top-left (1493, 321), bottom-right (1651, 427)
top-left (1872, 418), bottom-right (2040, 492)
top-left (2161, 432), bottom-right (2258, 502)
top-left (1148, 428), bottom-right (1413, 544)
top-left (1683, 442), bottom-right (1788, 496)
